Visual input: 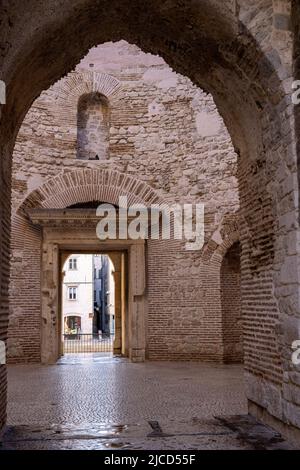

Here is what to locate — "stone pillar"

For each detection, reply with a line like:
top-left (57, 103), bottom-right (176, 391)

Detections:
top-left (0, 139), bottom-right (13, 431)
top-left (110, 253), bottom-right (122, 355)
top-left (41, 241), bottom-right (59, 364)
top-left (128, 243), bottom-right (146, 362)
top-left (59, 254), bottom-right (69, 358)
top-left (121, 253), bottom-right (127, 356)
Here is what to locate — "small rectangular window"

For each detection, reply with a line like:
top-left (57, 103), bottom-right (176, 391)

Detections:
top-left (68, 287), bottom-right (77, 300)
top-left (68, 258), bottom-right (77, 270)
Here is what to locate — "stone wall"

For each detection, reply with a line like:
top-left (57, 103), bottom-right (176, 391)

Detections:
top-left (1, 0), bottom-right (300, 443)
top-left (8, 41), bottom-right (240, 363)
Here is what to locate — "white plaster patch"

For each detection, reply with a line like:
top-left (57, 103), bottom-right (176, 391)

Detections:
top-left (0, 80), bottom-right (6, 104)
top-left (77, 41), bottom-right (165, 73)
top-left (27, 174), bottom-right (45, 193)
top-left (196, 111), bottom-right (221, 137)
top-left (157, 77), bottom-right (178, 90)
top-left (0, 341), bottom-right (5, 364)
top-left (143, 68), bottom-right (178, 90)
top-left (211, 230), bottom-right (223, 245)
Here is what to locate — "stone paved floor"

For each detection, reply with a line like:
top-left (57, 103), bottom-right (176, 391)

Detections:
top-left (0, 355), bottom-right (294, 450)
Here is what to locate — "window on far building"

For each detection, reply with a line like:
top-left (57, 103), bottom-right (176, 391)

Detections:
top-left (68, 258), bottom-right (77, 270)
top-left (94, 290), bottom-right (96, 302)
top-left (68, 286), bottom-right (78, 300)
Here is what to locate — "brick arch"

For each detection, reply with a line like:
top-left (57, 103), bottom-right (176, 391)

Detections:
top-left (200, 215), bottom-right (240, 295)
top-left (49, 71), bottom-right (121, 123)
top-left (9, 168), bottom-right (163, 366)
top-left (200, 215), bottom-right (241, 365)
top-left (201, 215), bottom-right (239, 266)
top-left (210, 229), bottom-right (239, 266)
top-left (17, 168), bottom-right (163, 215)
top-left (53, 70), bottom-right (121, 107)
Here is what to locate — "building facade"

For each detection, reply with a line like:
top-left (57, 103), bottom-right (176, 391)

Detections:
top-left (62, 254), bottom-right (94, 336)
top-left (93, 254), bottom-right (115, 337)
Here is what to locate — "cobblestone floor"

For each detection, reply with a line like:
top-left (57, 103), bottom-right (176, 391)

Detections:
top-left (0, 356), bottom-right (294, 450)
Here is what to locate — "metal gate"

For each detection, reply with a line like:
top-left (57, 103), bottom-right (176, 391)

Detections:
top-left (63, 334), bottom-right (114, 353)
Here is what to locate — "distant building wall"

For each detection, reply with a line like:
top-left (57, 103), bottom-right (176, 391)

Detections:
top-left (62, 254), bottom-right (93, 335)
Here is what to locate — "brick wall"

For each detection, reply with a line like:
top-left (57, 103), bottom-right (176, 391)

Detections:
top-left (221, 242), bottom-right (243, 363)
top-left (8, 215), bottom-right (42, 363)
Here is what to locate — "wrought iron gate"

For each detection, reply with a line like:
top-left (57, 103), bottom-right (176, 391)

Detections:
top-left (63, 334), bottom-right (114, 353)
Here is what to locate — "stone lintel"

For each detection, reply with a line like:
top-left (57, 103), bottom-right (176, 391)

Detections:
top-left (27, 208), bottom-right (151, 228)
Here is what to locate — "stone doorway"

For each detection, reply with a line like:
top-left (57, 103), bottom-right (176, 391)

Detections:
top-left (27, 207), bottom-right (147, 365)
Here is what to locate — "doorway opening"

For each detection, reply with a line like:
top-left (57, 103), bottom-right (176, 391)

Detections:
top-left (60, 252), bottom-right (125, 358)
top-left (221, 242), bottom-right (243, 364)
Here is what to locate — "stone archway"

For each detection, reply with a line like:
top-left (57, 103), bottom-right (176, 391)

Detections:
top-left (201, 215), bottom-right (241, 363)
top-left (0, 1), bottom-right (299, 442)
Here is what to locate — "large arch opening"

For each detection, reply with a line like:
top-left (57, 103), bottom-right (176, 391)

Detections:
top-left (0, 1), bottom-right (299, 445)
